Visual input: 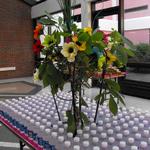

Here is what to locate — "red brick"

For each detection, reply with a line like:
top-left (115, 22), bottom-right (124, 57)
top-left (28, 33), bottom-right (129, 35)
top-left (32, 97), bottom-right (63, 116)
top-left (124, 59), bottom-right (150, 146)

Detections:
top-left (0, 0), bottom-right (34, 79)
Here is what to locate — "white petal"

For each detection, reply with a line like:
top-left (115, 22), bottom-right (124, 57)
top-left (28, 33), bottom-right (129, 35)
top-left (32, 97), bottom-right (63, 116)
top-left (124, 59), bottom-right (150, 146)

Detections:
top-left (61, 49), bottom-right (69, 57)
top-left (67, 57), bottom-right (75, 62)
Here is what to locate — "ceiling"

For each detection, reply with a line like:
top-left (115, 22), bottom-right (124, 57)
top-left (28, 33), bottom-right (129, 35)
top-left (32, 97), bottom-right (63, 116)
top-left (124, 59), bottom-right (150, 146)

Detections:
top-left (23, 0), bottom-right (46, 6)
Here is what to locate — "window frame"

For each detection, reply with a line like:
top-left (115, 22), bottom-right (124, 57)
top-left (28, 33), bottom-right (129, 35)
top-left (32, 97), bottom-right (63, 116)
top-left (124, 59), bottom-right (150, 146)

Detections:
top-left (91, 0), bottom-right (150, 99)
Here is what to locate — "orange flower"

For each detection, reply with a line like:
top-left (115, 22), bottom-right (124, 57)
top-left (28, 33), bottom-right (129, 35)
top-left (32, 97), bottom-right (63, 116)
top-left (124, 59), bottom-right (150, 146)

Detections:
top-left (34, 23), bottom-right (43, 40)
top-left (36, 24), bottom-right (43, 31)
top-left (33, 40), bottom-right (44, 55)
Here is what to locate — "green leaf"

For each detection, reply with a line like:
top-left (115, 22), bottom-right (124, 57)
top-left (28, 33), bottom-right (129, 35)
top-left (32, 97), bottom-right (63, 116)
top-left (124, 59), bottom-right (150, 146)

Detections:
top-left (60, 32), bottom-right (71, 37)
top-left (116, 48), bottom-right (128, 64)
top-left (82, 81), bottom-right (91, 88)
top-left (105, 79), bottom-right (120, 92)
top-left (45, 62), bottom-right (65, 95)
top-left (53, 31), bottom-right (61, 44)
top-left (109, 96), bottom-right (118, 115)
top-left (78, 32), bottom-right (89, 42)
top-left (66, 110), bottom-right (76, 134)
top-left (39, 63), bottom-right (47, 79)
top-left (107, 83), bottom-right (125, 106)
top-left (100, 93), bottom-right (105, 105)
top-left (123, 47), bottom-right (135, 57)
top-left (81, 97), bottom-right (88, 107)
top-left (85, 44), bottom-right (93, 54)
top-left (42, 72), bottom-right (50, 87)
top-left (45, 11), bottom-right (54, 19)
top-left (81, 112), bottom-right (89, 125)
top-left (58, 16), bottom-right (63, 25)
top-left (51, 84), bottom-right (58, 95)
top-left (121, 36), bottom-right (136, 50)
top-left (110, 89), bottom-right (125, 106)
top-left (94, 94), bottom-right (101, 103)
top-left (94, 93), bottom-right (105, 105)
top-left (71, 24), bottom-right (78, 32)
top-left (92, 32), bottom-right (103, 42)
top-left (46, 62), bottom-right (55, 76)
top-left (39, 18), bottom-right (56, 25)
top-left (95, 41), bottom-right (106, 50)
top-left (111, 31), bottom-right (122, 42)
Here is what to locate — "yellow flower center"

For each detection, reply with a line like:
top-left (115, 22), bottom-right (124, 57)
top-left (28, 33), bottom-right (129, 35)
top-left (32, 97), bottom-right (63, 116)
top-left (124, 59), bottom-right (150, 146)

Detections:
top-left (68, 47), bottom-right (74, 53)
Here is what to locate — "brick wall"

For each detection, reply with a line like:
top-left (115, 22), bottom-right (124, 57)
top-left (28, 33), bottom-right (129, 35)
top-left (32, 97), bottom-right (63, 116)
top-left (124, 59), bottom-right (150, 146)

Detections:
top-left (0, 0), bottom-right (34, 79)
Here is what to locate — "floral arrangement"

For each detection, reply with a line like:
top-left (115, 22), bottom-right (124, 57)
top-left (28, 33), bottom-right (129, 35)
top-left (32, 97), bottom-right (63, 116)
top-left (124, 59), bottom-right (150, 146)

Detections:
top-left (33, 0), bottom-right (134, 136)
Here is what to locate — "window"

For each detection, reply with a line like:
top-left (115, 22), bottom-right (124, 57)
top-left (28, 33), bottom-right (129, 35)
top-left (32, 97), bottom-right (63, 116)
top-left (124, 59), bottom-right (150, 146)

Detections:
top-left (125, 5), bottom-right (148, 13)
top-left (94, 0), bottom-right (119, 11)
top-left (119, 0), bottom-right (150, 99)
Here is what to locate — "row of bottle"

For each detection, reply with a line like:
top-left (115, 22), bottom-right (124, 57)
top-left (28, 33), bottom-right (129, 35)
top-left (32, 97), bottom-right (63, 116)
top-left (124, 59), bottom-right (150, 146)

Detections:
top-left (1, 91), bottom-right (150, 149)
top-left (2, 109), bottom-right (149, 150)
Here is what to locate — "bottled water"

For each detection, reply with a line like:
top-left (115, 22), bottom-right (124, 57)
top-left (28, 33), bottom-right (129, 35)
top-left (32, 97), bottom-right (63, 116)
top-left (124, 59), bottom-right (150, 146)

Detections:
top-left (1, 92), bottom-right (150, 150)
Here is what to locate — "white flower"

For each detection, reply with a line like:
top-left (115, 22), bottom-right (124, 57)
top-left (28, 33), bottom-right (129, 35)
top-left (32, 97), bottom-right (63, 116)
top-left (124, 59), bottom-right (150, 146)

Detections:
top-left (61, 42), bottom-right (78, 62)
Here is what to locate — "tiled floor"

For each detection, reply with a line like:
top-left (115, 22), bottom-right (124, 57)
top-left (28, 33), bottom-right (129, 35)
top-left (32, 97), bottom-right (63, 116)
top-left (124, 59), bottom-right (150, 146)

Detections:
top-left (0, 76), bottom-right (150, 150)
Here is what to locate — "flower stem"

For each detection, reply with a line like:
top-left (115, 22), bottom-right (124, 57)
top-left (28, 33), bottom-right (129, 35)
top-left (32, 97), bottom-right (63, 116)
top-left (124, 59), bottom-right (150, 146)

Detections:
top-left (52, 95), bottom-right (61, 121)
top-left (79, 82), bottom-right (84, 128)
top-left (71, 62), bottom-right (77, 136)
top-left (94, 79), bottom-right (104, 122)
top-left (94, 65), bottom-right (106, 122)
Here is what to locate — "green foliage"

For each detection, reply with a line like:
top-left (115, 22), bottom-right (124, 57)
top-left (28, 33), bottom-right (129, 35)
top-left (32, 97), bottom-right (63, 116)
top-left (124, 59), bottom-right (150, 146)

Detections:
top-left (94, 92), bottom-right (105, 105)
top-left (39, 61), bottom-right (65, 95)
top-left (58, 17), bottom-right (63, 25)
top-left (110, 30), bottom-right (122, 43)
top-left (115, 47), bottom-right (128, 64)
top-left (94, 94), bottom-right (101, 102)
top-left (80, 97), bottom-right (88, 107)
top-left (39, 63), bottom-right (47, 79)
top-left (105, 79), bottom-right (125, 106)
top-left (39, 18), bottom-right (57, 26)
top-left (105, 79), bottom-right (120, 92)
top-left (135, 43), bottom-right (150, 62)
top-left (66, 110), bottom-right (76, 133)
top-left (78, 32), bottom-right (89, 42)
top-left (122, 36), bottom-right (136, 51)
top-left (109, 95), bottom-right (118, 115)
top-left (85, 43), bottom-right (93, 55)
top-left (81, 112), bottom-right (89, 125)
top-left (71, 24), bottom-right (78, 32)
top-left (92, 32), bottom-right (103, 42)
top-left (123, 47), bottom-right (135, 57)
top-left (42, 72), bottom-right (50, 87)
top-left (111, 31), bottom-right (135, 61)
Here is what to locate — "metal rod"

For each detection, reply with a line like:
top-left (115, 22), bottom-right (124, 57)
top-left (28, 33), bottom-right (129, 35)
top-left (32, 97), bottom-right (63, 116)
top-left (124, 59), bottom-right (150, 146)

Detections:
top-left (19, 141), bottom-right (25, 150)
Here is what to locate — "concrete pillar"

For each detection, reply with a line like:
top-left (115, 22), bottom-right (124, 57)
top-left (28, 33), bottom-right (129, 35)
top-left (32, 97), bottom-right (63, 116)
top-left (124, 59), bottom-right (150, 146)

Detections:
top-left (81, 0), bottom-right (92, 28)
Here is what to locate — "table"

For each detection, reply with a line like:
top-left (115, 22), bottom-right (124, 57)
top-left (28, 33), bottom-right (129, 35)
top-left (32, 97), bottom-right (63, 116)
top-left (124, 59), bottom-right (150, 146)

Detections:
top-left (0, 114), bottom-right (43, 150)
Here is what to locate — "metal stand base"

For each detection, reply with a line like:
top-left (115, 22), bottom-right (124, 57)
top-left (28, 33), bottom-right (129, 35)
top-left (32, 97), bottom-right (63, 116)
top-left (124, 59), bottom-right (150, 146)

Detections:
top-left (19, 141), bottom-right (25, 150)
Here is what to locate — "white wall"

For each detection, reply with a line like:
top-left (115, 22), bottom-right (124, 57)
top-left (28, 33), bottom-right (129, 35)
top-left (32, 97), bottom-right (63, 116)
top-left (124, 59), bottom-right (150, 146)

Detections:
top-left (125, 16), bottom-right (150, 31)
top-left (98, 16), bottom-right (150, 31)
